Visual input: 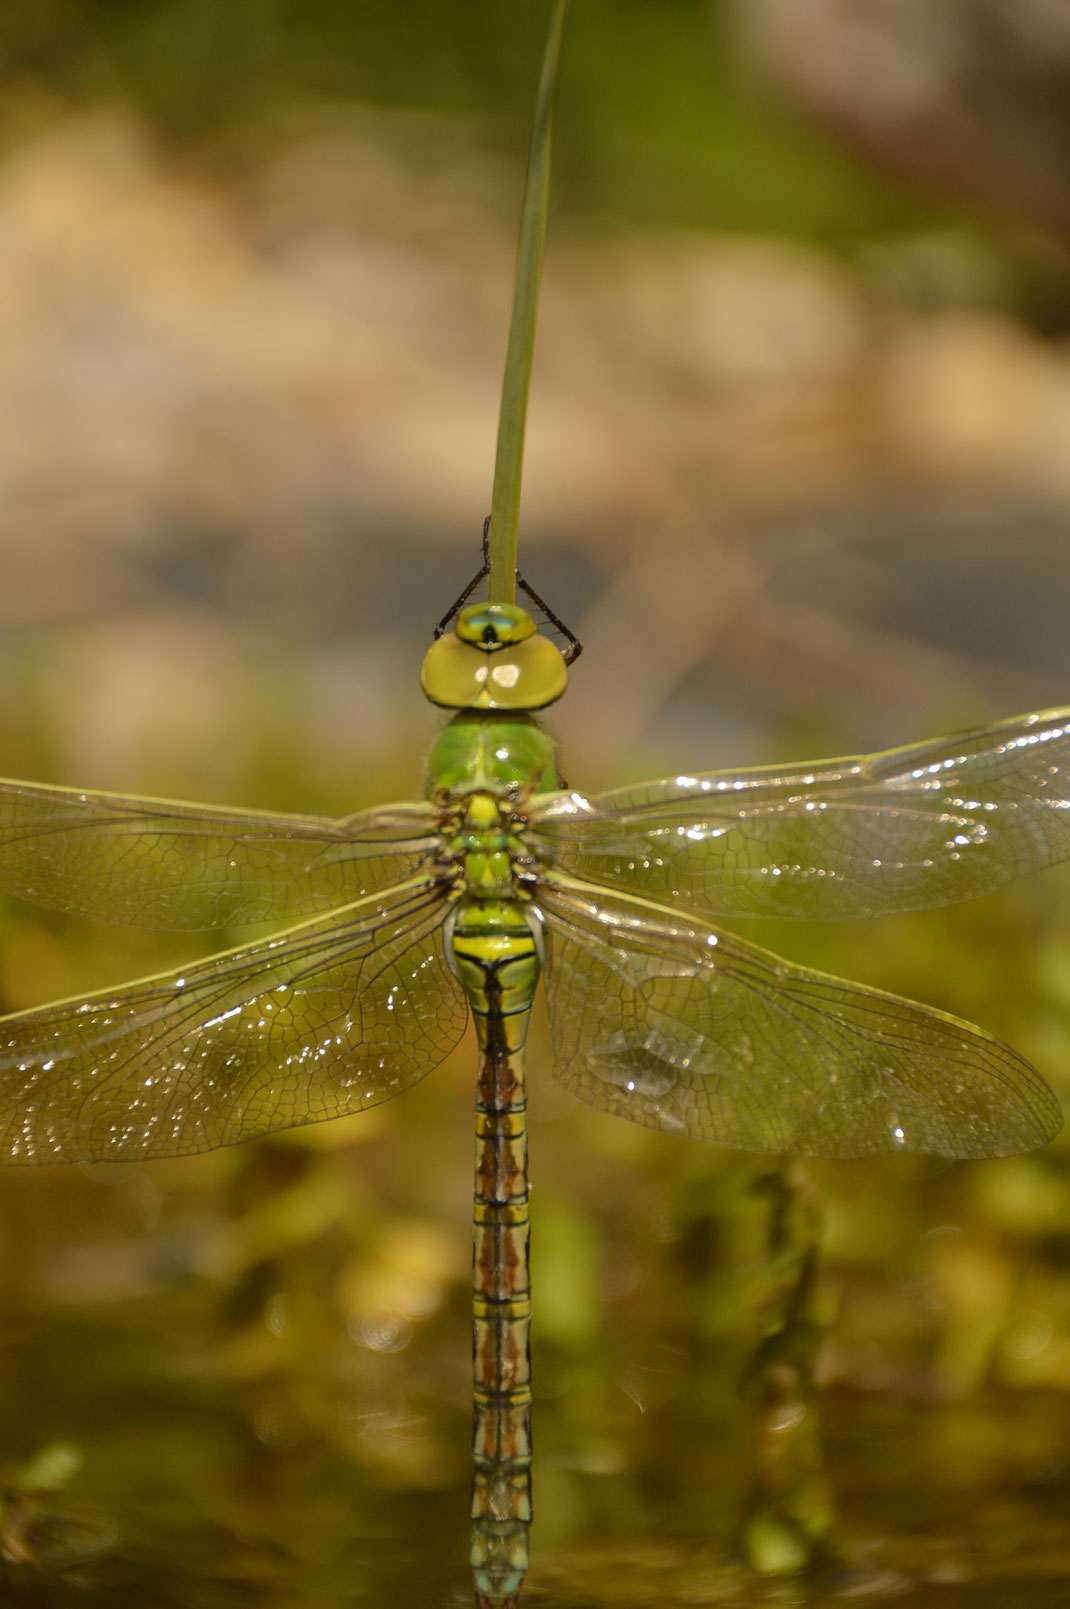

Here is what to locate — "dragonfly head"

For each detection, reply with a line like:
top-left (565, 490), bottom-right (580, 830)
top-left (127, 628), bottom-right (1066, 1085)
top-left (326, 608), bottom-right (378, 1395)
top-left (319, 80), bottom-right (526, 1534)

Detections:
top-left (421, 603), bottom-right (568, 711)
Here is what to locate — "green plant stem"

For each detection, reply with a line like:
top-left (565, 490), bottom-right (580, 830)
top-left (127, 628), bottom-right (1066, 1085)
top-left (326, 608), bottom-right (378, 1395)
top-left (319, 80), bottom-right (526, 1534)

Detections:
top-left (487, 0), bottom-right (569, 606)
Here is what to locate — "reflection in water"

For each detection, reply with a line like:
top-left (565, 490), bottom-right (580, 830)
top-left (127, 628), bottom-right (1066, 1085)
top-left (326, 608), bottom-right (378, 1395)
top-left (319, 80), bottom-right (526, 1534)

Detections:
top-left (0, 1444), bottom-right (117, 1582)
top-left (3, 1285), bottom-right (1070, 1607)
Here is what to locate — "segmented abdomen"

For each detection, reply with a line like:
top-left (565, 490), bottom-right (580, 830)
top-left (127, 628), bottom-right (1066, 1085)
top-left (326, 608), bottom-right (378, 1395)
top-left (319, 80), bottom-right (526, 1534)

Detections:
top-left (450, 898), bottom-right (539, 1608)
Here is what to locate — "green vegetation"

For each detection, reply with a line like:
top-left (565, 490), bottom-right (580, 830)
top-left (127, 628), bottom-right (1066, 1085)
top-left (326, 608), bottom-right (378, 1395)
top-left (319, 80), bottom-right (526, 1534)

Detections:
top-left (0, 0), bottom-right (920, 239)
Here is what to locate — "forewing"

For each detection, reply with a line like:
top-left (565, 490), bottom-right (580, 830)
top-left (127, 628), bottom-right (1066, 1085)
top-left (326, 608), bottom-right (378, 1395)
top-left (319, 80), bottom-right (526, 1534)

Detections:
top-left (0, 878), bottom-right (466, 1163)
top-left (0, 777), bottom-right (438, 927)
top-left (537, 877), bottom-right (1062, 1159)
top-left (532, 708), bottom-right (1070, 920)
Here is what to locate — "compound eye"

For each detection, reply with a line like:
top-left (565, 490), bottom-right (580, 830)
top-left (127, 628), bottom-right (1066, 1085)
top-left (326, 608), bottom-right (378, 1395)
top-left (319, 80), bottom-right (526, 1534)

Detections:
top-left (455, 603), bottom-right (536, 650)
top-left (421, 630), bottom-right (567, 711)
top-left (480, 634), bottom-right (568, 709)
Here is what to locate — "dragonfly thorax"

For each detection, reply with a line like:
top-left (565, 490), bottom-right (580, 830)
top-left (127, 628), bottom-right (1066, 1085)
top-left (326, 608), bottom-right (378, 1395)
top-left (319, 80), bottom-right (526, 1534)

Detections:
top-left (426, 710), bottom-right (560, 797)
top-left (439, 790), bottom-right (536, 900)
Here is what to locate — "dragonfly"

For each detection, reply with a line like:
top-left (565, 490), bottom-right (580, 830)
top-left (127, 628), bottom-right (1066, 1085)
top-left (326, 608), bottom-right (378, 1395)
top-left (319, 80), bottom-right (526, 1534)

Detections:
top-left (0, 593), bottom-right (1064, 1607)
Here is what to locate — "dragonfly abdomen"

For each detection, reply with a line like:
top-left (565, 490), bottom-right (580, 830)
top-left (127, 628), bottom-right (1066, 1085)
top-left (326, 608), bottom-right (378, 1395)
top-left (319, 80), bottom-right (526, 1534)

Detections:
top-left (451, 897), bottom-right (538, 1607)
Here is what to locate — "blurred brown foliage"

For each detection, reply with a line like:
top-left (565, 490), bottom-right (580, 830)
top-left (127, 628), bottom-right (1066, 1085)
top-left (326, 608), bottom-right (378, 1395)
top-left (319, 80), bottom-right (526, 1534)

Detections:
top-left (745, 0), bottom-right (1070, 238)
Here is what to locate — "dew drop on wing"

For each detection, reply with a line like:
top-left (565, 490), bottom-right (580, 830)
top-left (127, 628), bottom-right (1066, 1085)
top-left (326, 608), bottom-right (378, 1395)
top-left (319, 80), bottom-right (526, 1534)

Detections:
top-left (598, 1056), bottom-right (677, 1102)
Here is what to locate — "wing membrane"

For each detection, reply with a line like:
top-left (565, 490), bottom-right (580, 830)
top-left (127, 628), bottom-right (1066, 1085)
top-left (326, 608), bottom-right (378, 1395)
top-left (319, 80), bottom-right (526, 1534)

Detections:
top-left (0, 877), bottom-right (465, 1163)
top-left (532, 708), bottom-right (1070, 920)
top-left (0, 777), bottom-right (438, 928)
top-left (537, 875), bottom-right (1061, 1159)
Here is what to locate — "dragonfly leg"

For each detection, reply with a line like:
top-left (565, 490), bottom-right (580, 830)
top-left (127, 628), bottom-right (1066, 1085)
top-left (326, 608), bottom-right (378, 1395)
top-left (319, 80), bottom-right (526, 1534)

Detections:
top-left (434, 518), bottom-right (582, 665)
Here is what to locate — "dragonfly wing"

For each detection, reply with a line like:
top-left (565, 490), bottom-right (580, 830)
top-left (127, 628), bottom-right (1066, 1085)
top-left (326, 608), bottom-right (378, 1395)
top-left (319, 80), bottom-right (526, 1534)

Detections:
top-left (0, 777), bottom-right (438, 927)
top-left (532, 708), bottom-right (1070, 920)
top-left (0, 877), bottom-right (465, 1163)
top-left (537, 876), bottom-right (1062, 1159)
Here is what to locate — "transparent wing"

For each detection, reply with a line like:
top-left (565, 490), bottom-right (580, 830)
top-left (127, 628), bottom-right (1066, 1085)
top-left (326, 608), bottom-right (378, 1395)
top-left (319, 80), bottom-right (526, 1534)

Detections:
top-left (531, 708), bottom-right (1070, 920)
top-left (0, 877), bottom-right (466, 1163)
top-left (0, 776), bottom-right (439, 928)
top-left (537, 876), bottom-right (1062, 1160)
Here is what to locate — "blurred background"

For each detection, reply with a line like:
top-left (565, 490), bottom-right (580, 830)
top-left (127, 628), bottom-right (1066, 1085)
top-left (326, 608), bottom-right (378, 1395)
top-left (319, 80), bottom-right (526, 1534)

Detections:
top-left (1, 1), bottom-right (1070, 1604)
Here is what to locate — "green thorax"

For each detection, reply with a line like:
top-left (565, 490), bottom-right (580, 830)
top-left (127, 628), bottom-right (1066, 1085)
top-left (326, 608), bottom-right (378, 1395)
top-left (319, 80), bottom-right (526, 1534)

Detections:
top-left (426, 713), bottom-right (559, 901)
top-left (426, 711), bottom-right (559, 799)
